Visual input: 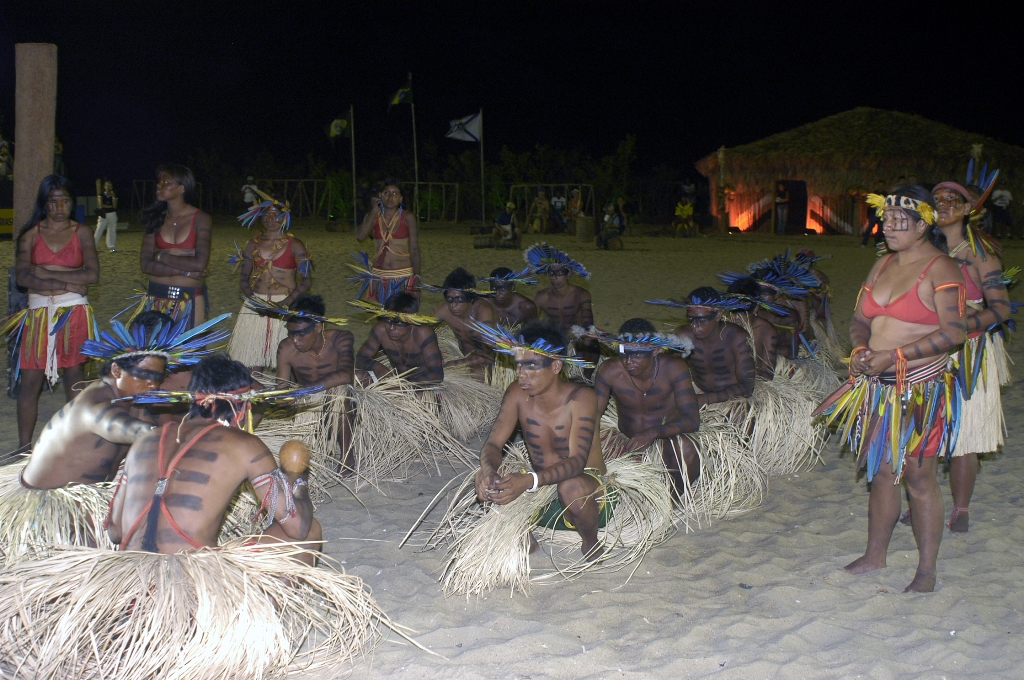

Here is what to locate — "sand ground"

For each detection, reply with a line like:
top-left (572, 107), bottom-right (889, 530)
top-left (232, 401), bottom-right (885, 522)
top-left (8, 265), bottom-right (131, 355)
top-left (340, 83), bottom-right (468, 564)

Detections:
top-left (2, 221), bottom-right (1023, 679)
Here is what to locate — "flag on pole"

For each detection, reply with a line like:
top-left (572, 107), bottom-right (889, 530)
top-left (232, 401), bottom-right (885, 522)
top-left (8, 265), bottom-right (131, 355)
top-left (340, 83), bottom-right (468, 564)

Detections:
top-left (445, 111), bottom-right (482, 143)
top-left (327, 111), bottom-right (351, 139)
top-left (388, 74), bottom-right (413, 110)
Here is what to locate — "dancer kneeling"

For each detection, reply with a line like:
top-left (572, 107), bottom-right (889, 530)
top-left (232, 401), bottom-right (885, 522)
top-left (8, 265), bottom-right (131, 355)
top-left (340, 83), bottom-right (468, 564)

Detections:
top-left (815, 185), bottom-right (965, 593)
top-left (0, 356), bottom-right (408, 678)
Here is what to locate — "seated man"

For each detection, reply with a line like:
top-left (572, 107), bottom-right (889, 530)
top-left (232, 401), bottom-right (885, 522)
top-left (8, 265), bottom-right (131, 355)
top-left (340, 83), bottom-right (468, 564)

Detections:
top-left (596, 202), bottom-right (622, 250)
top-left (473, 320), bottom-right (605, 560)
top-left (726, 276), bottom-right (782, 380)
top-left (493, 201), bottom-right (520, 247)
top-left (592, 318), bottom-right (701, 492)
top-left (107, 354), bottom-right (321, 565)
top-left (354, 292), bottom-right (444, 384)
top-left (669, 287), bottom-right (755, 407)
top-left (486, 266), bottom-right (538, 327)
top-left (526, 243), bottom-right (599, 369)
top-left (17, 311), bottom-right (172, 489)
top-left (432, 267), bottom-right (496, 379)
top-left (276, 294), bottom-right (354, 390)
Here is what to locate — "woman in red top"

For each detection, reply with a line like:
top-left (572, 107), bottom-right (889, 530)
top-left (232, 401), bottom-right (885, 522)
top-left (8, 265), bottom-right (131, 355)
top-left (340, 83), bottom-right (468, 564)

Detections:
top-left (228, 195), bottom-right (312, 369)
top-left (6, 175), bottom-right (99, 447)
top-left (354, 178), bottom-right (421, 302)
top-left (136, 165), bottom-right (212, 328)
top-left (815, 185), bottom-right (965, 593)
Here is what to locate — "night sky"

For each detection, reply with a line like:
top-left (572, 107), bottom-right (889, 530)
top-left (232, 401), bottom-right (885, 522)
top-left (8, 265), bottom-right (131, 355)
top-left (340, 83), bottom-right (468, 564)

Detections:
top-left (1, 1), bottom-right (1019, 191)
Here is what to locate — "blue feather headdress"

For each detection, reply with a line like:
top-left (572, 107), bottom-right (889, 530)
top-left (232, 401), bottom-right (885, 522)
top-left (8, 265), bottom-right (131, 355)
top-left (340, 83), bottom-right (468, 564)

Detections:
top-left (573, 325), bottom-right (694, 357)
top-left (479, 266), bottom-right (538, 286)
top-left (237, 189), bottom-right (291, 231)
top-left (81, 313), bottom-right (232, 368)
top-left (523, 242), bottom-right (590, 279)
top-left (646, 291), bottom-right (752, 314)
top-left (347, 299), bottom-right (439, 326)
top-left (242, 295), bottom-right (347, 326)
top-left (467, 318), bottom-right (593, 367)
top-left (117, 383), bottom-right (325, 408)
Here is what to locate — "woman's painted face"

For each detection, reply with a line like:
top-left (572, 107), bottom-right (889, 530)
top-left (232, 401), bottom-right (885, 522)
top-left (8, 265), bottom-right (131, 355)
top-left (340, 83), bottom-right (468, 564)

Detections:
top-left (155, 172), bottom-right (184, 202)
top-left (882, 207), bottom-right (925, 249)
top-left (261, 205), bottom-right (284, 231)
top-left (932, 188), bottom-right (970, 227)
top-left (45, 188), bottom-right (72, 221)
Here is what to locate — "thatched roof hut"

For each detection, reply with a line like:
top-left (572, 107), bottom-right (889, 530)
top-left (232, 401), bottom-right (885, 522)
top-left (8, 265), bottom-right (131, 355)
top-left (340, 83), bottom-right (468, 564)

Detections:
top-left (695, 107), bottom-right (1024, 234)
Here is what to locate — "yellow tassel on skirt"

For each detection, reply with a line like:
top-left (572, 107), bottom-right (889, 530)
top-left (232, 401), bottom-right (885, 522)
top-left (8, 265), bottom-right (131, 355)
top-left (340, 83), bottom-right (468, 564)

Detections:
top-left (227, 293), bottom-right (288, 369)
top-left (0, 542), bottom-right (418, 679)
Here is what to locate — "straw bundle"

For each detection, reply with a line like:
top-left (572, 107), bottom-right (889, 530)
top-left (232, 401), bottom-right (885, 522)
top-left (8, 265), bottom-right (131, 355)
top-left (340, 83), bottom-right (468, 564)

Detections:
top-left (0, 462), bottom-right (113, 568)
top-left (953, 333), bottom-right (1006, 456)
top-left (486, 353), bottom-right (519, 393)
top-left (0, 542), bottom-right (416, 679)
top-left (428, 368), bottom-right (503, 443)
top-left (991, 331), bottom-right (1013, 387)
top-left (746, 376), bottom-right (829, 476)
top-left (435, 324), bottom-right (463, 364)
top-left (808, 315), bottom-right (848, 368)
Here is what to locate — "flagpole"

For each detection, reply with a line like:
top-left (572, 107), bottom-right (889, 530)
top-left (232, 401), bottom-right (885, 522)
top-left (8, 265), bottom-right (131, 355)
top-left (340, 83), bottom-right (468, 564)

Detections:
top-left (478, 107), bottom-right (485, 228)
top-left (350, 104), bottom-right (357, 229)
top-left (409, 73), bottom-right (420, 219)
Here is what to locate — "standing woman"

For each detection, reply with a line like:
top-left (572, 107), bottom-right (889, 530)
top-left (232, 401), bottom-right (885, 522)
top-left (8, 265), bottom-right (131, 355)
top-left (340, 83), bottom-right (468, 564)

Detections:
top-left (6, 175), bottom-right (99, 447)
top-left (354, 178), bottom-right (420, 303)
top-left (930, 180), bottom-right (1013, 532)
top-left (814, 185), bottom-right (966, 593)
top-left (228, 194), bottom-right (312, 369)
top-left (93, 178), bottom-right (118, 252)
top-left (136, 165), bottom-right (211, 328)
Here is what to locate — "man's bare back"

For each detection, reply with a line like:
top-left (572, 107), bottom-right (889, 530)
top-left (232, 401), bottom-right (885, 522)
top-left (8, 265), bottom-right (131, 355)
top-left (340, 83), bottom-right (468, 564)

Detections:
top-left (492, 292), bottom-right (538, 327)
top-left (434, 297), bottom-right (496, 375)
top-left (674, 321), bottom-right (755, 406)
top-left (277, 328), bottom-right (354, 388)
top-left (355, 321), bottom-right (443, 383)
top-left (747, 315), bottom-right (779, 379)
top-left (534, 284), bottom-right (593, 333)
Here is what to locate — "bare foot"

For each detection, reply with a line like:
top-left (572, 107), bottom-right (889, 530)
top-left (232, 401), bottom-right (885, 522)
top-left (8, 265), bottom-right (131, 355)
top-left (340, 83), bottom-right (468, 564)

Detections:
top-left (528, 532), bottom-right (540, 554)
top-left (904, 571), bottom-right (936, 593)
top-left (845, 554), bottom-right (886, 575)
top-left (581, 539), bottom-right (605, 562)
top-left (899, 509), bottom-right (912, 526)
top-left (948, 507), bottom-right (969, 533)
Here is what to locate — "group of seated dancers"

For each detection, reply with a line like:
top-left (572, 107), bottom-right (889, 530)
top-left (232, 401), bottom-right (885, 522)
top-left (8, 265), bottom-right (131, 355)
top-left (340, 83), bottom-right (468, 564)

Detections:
top-left (0, 169), bottom-right (1012, 674)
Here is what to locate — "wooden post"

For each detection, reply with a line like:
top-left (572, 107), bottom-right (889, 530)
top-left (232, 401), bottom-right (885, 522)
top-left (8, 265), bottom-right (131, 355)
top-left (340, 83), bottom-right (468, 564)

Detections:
top-left (13, 44), bottom-right (58, 237)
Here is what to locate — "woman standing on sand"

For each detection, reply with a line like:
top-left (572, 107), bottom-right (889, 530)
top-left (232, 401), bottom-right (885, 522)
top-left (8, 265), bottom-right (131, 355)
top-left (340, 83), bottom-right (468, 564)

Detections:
top-left (814, 185), bottom-right (965, 593)
top-left (134, 165), bottom-right (211, 328)
top-left (354, 178), bottom-right (420, 302)
top-left (5, 175), bottom-right (99, 447)
top-left (228, 194), bottom-right (312, 369)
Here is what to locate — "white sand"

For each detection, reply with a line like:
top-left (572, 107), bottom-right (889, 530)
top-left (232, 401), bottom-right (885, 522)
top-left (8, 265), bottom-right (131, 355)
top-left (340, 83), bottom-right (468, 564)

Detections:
top-left (3, 223), bottom-right (1023, 678)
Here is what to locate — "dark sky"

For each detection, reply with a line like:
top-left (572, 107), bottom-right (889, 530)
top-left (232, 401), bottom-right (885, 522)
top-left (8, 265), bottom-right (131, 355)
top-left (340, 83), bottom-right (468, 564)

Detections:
top-left (1, 1), bottom-right (1019, 191)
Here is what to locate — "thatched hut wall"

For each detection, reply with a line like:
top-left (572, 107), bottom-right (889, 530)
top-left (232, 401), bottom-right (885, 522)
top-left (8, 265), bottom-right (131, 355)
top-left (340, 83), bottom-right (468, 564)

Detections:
top-left (696, 107), bottom-right (1024, 234)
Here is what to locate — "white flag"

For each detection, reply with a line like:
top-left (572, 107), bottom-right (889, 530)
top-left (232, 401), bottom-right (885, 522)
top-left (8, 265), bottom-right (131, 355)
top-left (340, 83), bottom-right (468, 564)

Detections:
top-left (446, 111), bottom-right (482, 142)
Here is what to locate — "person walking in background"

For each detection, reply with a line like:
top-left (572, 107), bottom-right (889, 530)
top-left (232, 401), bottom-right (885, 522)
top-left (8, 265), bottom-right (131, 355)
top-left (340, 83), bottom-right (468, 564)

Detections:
top-left (241, 176), bottom-right (259, 207)
top-left (991, 182), bottom-right (1014, 239)
top-left (94, 179), bottom-right (118, 252)
top-left (775, 182), bottom-right (790, 235)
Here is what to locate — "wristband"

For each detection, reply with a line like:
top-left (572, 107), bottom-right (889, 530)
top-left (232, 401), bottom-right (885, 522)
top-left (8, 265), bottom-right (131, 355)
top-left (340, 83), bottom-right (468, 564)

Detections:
top-left (526, 471), bottom-right (539, 493)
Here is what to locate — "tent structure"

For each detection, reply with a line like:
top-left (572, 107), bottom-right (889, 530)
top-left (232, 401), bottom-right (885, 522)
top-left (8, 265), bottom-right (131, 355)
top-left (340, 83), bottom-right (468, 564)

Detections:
top-left (695, 107), bottom-right (1024, 235)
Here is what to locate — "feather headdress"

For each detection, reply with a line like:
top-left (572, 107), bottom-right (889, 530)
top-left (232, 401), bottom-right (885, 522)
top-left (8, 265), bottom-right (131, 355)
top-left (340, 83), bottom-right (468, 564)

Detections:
top-left (81, 313), bottom-right (232, 368)
top-left (645, 292), bottom-right (751, 314)
top-left (237, 189), bottom-right (291, 230)
top-left (466, 319), bottom-right (593, 367)
top-left (865, 193), bottom-right (936, 225)
top-left (573, 325), bottom-right (693, 357)
top-left (479, 266), bottom-right (538, 286)
top-left (242, 295), bottom-right (347, 326)
top-left (347, 299), bottom-right (439, 326)
top-left (523, 242), bottom-right (590, 278)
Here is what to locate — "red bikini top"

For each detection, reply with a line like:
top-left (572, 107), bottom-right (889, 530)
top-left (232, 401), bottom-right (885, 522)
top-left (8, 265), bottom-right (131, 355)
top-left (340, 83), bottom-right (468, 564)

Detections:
top-left (31, 224), bottom-right (83, 268)
top-left (252, 234), bottom-right (297, 269)
top-left (859, 254), bottom-right (943, 326)
top-left (960, 263), bottom-right (984, 303)
top-left (372, 210), bottom-right (409, 240)
top-left (155, 212), bottom-right (198, 250)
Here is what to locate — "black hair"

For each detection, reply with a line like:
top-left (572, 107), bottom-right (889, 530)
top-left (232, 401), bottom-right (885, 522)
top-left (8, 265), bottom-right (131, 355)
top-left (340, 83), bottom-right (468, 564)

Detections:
top-left (490, 266), bottom-right (513, 279)
top-left (687, 286), bottom-right (722, 303)
top-left (379, 177), bottom-right (406, 201)
top-left (187, 354), bottom-right (253, 420)
top-left (140, 164), bottom-right (198, 234)
top-left (726, 277), bottom-right (760, 311)
top-left (618, 318), bottom-right (656, 335)
top-left (19, 175), bottom-right (75, 240)
top-left (100, 310), bottom-right (176, 377)
top-left (442, 267), bottom-right (477, 300)
top-left (384, 291), bottom-right (420, 313)
top-left (520, 319), bottom-right (568, 356)
top-left (290, 293), bottom-right (326, 318)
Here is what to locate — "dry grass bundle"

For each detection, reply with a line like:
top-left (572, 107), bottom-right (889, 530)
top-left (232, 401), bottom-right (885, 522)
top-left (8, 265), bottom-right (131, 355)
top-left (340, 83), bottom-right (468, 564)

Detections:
top-left (746, 376), bottom-right (829, 476)
top-left (991, 331), bottom-right (1013, 387)
top-left (0, 462), bottom-right (113, 567)
top-left (486, 353), bottom-right (518, 393)
top-left (954, 334), bottom-right (1006, 456)
top-left (435, 324), bottom-right (463, 363)
top-left (0, 542), bottom-right (423, 679)
top-left (809, 315), bottom-right (848, 368)
top-left (427, 369), bottom-right (503, 443)
top-left (341, 375), bottom-right (476, 490)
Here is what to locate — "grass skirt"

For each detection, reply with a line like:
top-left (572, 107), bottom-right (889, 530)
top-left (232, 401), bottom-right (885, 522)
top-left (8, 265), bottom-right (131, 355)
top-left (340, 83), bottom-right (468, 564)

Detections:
top-left (952, 332), bottom-right (1007, 457)
top-left (0, 462), bottom-right (113, 567)
top-left (0, 542), bottom-right (414, 679)
top-left (226, 293), bottom-right (288, 369)
top-left (407, 440), bottom-right (673, 597)
top-left (425, 368), bottom-right (503, 443)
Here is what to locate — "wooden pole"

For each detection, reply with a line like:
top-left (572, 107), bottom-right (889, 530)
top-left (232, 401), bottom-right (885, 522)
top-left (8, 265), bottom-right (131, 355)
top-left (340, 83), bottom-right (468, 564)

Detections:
top-left (409, 74), bottom-right (419, 219)
top-left (350, 104), bottom-right (357, 228)
top-left (13, 44), bottom-right (58, 237)
top-left (479, 107), bottom-right (485, 229)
